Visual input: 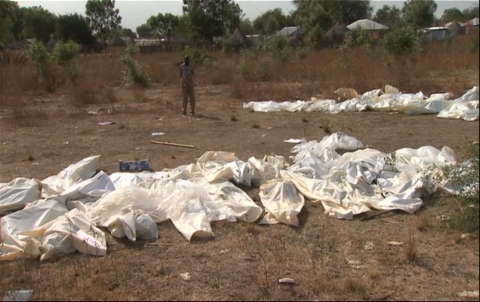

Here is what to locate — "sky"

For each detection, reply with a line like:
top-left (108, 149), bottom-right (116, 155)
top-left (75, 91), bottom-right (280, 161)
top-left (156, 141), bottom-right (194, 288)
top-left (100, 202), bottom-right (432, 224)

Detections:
top-left (15, 0), bottom-right (479, 31)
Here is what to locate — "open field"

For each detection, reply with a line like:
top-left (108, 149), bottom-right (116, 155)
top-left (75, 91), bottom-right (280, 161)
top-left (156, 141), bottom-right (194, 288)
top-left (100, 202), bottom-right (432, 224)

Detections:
top-left (0, 36), bottom-right (479, 300)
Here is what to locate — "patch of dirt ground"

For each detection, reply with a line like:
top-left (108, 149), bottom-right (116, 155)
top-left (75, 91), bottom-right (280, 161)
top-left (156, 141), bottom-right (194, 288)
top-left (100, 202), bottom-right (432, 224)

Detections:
top-left (0, 84), bottom-right (479, 301)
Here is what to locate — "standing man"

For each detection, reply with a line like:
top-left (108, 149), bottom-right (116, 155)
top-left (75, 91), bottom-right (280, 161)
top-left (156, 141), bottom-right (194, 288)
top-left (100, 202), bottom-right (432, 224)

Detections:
top-left (179, 56), bottom-right (195, 116)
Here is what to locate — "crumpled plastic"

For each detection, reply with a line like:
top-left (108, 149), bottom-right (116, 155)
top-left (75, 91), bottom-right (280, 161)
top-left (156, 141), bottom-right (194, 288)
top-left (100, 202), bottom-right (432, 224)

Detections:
top-left (243, 86), bottom-right (479, 121)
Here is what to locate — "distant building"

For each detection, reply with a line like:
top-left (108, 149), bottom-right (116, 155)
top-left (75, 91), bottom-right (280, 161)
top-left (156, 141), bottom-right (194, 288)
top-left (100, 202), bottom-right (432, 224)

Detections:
top-left (347, 19), bottom-right (388, 31)
top-left (465, 17), bottom-right (479, 35)
top-left (444, 21), bottom-right (466, 35)
top-left (423, 26), bottom-right (450, 42)
top-left (276, 26), bottom-right (305, 38)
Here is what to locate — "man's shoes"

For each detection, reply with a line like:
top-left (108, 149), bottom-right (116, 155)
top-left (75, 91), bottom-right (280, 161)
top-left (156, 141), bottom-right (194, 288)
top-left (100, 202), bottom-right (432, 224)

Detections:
top-left (182, 112), bottom-right (187, 116)
top-left (191, 111), bottom-right (195, 116)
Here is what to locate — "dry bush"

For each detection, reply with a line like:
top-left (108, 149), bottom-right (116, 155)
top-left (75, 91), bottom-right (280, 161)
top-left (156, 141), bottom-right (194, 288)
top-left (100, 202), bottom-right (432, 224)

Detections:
top-left (0, 49), bottom-right (28, 65)
top-left (70, 77), bottom-right (107, 107)
top-left (132, 89), bottom-right (149, 103)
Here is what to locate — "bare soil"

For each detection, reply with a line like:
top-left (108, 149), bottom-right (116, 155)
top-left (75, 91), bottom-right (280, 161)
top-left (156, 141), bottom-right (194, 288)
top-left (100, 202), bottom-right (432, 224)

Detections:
top-left (0, 82), bottom-right (479, 301)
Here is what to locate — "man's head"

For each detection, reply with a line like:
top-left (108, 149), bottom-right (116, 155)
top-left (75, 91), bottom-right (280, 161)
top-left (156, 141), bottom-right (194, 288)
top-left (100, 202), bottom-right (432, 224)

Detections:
top-left (184, 56), bottom-right (190, 65)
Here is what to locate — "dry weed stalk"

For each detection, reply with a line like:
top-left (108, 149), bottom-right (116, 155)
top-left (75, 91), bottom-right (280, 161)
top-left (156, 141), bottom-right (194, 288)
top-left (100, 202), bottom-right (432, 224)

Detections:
top-left (404, 226), bottom-right (417, 262)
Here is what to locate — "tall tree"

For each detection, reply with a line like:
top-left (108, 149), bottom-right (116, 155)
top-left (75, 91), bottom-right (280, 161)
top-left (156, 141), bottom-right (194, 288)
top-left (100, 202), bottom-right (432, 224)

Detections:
top-left (56, 13), bottom-right (96, 45)
top-left (0, 0), bottom-right (17, 45)
top-left (119, 27), bottom-right (136, 39)
top-left (294, 0), bottom-right (372, 47)
top-left (374, 5), bottom-right (403, 29)
top-left (252, 8), bottom-right (295, 35)
top-left (22, 6), bottom-right (57, 43)
top-left (441, 7), bottom-right (464, 23)
top-left (136, 24), bottom-right (151, 38)
top-left (146, 13), bottom-right (180, 39)
top-left (462, 4), bottom-right (479, 20)
top-left (182, 0), bottom-right (243, 44)
top-left (239, 18), bottom-right (254, 35)
top-left (85, 0), bottom-right (121, 52)
top-left (402, 0), bottom-right (438, 28)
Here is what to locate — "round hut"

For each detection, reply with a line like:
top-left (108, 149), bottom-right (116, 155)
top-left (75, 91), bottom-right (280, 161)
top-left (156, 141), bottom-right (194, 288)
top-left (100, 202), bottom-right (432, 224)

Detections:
top-left (323, 21), bottom-right (350, 47)
top-left (228, 27), bottom-right (253, 51)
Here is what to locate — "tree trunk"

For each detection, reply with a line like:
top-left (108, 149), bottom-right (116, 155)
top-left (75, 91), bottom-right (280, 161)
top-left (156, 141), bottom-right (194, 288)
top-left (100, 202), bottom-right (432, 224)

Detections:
top-left (103, 37), bottom-right (107, 56)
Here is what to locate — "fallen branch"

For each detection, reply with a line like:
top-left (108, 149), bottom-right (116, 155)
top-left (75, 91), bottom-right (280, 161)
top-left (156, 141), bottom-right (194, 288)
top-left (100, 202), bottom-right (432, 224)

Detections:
top-left (151, 141), bottom-right (196, 149)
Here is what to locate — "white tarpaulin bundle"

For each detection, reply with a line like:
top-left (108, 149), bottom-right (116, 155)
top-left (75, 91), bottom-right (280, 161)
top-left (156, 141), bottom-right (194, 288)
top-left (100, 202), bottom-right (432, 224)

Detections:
top-left (0, 132), bottom-right (474, 261)
top-left (243, 86), bottom-right (479, 121)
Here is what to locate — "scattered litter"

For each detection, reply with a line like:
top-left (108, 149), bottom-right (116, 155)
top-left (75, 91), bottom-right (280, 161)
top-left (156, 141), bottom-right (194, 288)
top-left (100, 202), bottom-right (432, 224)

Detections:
top-left (437, 214), bottom-right (450, 221)
top-left (88, 111), bottom-right (98, 115)
top-left (284, 138), bottom-right (304, 144)
top-left (156, 117), bottom-right (163, 121)
top-left (31, 163), bottom-right (39, 165)
top-left (278, 278), bottom-right (295, 284)
top-left (346, 258), bottom-right (365, 269)
top-left (90, 137), bottom-right (98, 140)
top-left (267, 127), bottom-right (272, 130)
top-left (151, 141), bottom-right (196, 149)
top-left (473, 141), bottom-right (479, 145)
top-left (387, 241), bottom-right (403, 246)
top-left (135, 147), bottom-right (140, 150)
top-left (3, 289), bottom-right (33, 301)
top-left (64, 142), bottom-right (69, 145)
top-left (364, 241), bottom-right (374, 250)
top-left (461, 233), bottom-right (471, 240)
top-left (261, 134), bottom-right (267, 137)
top-left (118, 159), bottom-right (153, 172)
top-left (219, 249), bottom-right (230, 254)
top-left (99, 122), bottom-right (115, 126)
top-left (151, 132), bottom-right (165, 136)
top-left (457, 290), bottom-right (479, 298)
top-left (180, 272), bottom-right (191, 281)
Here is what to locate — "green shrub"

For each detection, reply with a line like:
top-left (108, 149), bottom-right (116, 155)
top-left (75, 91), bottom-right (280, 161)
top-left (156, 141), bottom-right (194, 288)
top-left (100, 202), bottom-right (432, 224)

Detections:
top-left (222, 39), bottom-right (234, 56)
top-left (27, 41), bottom-right (51, 78)
top-left (183, 46), bottom-right (204, 64)
top-left (443, 144), bottom-right (479, 233)
top-left (469, 33), bottom-right (479, 53)
top-left (297, 47), bottom-right (309, 60)
top-left (122, 45), bottom-right (150, 87)
top-left (257, 54), bottom-right (272, 81)
top-left (52, 41), bottom-right (80, 79)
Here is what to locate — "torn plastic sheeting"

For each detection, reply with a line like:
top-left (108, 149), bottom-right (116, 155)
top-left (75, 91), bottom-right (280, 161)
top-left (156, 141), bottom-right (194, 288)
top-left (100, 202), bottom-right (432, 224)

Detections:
top-left (59, 170), bottom-right (115, 202)
top-left (200, 178), bottom-right (262, 223)
top-left (32, 208), bottom-right (106, 261)
top-left (108, 212), bottom-right (158, 241)
top-left (0, 178), bottom-right (41, 215)
top-left (437, 100), bottom-right (479, 121)
top-left (41, 155), bottom-right (100, 197)
top-left (248, 155), bottom-right (287, 187)
top-left (0, 199), bottom-right (68, 261)
top-left (243, 86), bottom-right (479, 121)
top-left (259, 179), bottom-right (305, 226)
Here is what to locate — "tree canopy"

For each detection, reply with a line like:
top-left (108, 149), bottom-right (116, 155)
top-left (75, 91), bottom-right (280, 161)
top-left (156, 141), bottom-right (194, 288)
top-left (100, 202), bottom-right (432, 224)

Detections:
top-left (182, 0), bottom-right (243, 43)
top-left (85, 0), bottom-right (121, 50)
top-left (56, 13), bottom-right (96, 45)
top-left (374, 5), bottom-right (403, 29)
top-left (294, 0), bottom-right (372, 47)
top-left (252, 8), bottom-right (295, 35)
top-left (402, 0), bottom-right (438, 29)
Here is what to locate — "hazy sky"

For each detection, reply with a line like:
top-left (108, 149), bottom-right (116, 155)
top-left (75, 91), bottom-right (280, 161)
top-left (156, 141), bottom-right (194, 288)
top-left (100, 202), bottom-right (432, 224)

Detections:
top-left (15, 0), bottom-right (479, 31)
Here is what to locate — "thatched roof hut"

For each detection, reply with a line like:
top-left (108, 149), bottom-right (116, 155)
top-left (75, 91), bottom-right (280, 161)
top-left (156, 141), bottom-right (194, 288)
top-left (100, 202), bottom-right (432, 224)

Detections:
top-left (324, 21), bottom-right (350, 45)
top-left (228, 27), bottom-right (252, 50)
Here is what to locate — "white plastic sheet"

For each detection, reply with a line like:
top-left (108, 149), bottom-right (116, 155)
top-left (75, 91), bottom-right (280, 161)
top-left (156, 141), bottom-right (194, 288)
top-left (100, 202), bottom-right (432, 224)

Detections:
top-left (0, 178), bottom-right (41, 214)
top-left (259, 179), bottom-right (305, 226)
top-left (243, 86), bottom-right (479, 121)
top-left (0, 132), bottom-right (475, 262)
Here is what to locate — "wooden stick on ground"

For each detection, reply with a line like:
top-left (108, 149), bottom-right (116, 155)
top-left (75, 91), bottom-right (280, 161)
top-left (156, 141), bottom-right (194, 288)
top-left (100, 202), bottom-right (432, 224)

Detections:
top-left (151, 140), bottom-right (196, 149)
